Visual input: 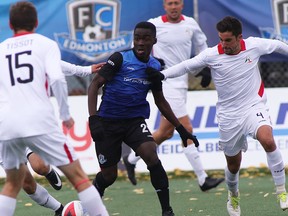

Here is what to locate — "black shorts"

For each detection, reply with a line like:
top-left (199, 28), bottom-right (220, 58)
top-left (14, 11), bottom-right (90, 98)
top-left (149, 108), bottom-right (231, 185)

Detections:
top-left (90, 116), bottom-right (154, 168)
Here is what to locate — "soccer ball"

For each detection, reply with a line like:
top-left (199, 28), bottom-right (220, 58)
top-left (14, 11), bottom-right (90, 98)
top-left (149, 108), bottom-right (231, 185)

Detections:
top-left (62, 200), bottom-right (88, 216)
top-left (82, 24), bottom-right (106, 42)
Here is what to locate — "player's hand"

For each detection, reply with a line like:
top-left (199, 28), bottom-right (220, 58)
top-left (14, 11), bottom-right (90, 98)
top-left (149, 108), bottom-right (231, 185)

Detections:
top-left (91, 62), bottom-right (105, 73)
top-left (196, 67), bottom-right (212, 88)
top-left (154, 57), bottom-right (165, 71)
top-left (145, 67), bottom-right (165, 83)
top-left (62, 117), bottom-right (74, 130)
top-left (175, 124), bottom-right (199, 147)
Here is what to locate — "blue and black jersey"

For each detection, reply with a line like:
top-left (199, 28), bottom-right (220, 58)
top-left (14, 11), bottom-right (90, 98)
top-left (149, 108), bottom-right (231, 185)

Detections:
top-left (98, 49), bottom-right (161, 119)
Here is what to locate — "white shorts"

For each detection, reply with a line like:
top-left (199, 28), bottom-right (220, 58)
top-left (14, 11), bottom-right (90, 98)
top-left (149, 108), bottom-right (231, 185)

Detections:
top-left (163, 88), bottom-right (188, 118)
top-left (0, 130), bottom-right (77, 170)
top-left (218, 103), bottom-right (272, 156)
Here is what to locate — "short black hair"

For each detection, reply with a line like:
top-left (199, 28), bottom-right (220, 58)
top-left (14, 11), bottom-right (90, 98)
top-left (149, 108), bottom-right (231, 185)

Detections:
top-left (10, 1), bottom-right (38, 32)
top-left (134, 21), bottom-right (156, 37)
top-left (216, 16), bottom-right (242, 37)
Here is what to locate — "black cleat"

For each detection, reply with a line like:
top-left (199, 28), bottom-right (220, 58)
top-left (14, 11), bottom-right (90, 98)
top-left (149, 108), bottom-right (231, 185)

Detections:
top-left (123, 155), bottom-right (137, 185)
top-left (162, 207), bottom-right (175, 216)
top-left (45, 168), bottom-right (62, 190)
top-left (54, 204), bottom-right (64, 216)
top-left (199, 176), bottom-right (225, 192)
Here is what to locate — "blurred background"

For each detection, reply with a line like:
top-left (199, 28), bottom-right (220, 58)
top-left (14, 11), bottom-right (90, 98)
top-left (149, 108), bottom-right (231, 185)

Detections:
top-left (1, 0), bottom-right (287, 93)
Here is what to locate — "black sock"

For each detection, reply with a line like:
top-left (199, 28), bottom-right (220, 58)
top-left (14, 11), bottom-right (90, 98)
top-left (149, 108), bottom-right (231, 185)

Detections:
top-left (148, 160), bottom-right (171, 211)
top-left (92, 172), bottom-right (113, 197)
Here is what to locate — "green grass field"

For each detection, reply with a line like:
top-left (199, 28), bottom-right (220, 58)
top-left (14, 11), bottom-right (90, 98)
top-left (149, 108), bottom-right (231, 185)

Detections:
top-left (2, 169), bottom-right (288, 216)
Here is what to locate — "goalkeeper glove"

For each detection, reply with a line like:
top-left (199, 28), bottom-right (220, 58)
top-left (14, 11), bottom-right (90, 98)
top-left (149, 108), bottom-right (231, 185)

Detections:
top-left (196, 67), bottom-right (212, 88)
top-left (175, 124), bottom-right (199, 147)
top-left (145, 67), bottom-right (165, 83)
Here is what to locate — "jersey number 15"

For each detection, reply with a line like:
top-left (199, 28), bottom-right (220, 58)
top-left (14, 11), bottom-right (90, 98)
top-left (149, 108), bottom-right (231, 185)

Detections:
top-left (6, 51), bottom-right (34, 86)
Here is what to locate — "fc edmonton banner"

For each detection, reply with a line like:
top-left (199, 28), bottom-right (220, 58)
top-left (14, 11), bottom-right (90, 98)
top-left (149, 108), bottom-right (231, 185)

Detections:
top-left (0, 0), bottom-right (193, 65)
top-left (198, 0), bottom-right (288, 61)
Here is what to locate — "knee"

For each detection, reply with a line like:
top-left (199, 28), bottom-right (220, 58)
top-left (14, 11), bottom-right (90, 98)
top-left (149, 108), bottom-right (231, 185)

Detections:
top-left (102, 169), bottom-right (118, 184)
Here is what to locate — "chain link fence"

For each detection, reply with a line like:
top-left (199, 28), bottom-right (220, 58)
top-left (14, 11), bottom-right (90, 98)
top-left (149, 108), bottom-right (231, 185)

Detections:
top-left (66, 62), bottom-right (288, 95)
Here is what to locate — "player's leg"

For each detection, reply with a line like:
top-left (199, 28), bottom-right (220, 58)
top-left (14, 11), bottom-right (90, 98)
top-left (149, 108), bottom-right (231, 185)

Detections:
top-left (136, 140), bottom-right (174, 216)
top-left (26, 133), bottom-right (109, 216)
top-left (225, 152), bottom-right (241, 216)
top-left (27, 150), bottom-right (62, 190)
top-left (58, 160), bottom-right (109, 215)
top-left (128, 118), bottom-right (174, 216)
top-left (22, 164), bottom-right (64, 215)
top-left (257, 125), bottom-right (288, 210)
top-left (0, 164), bottom-right (26, 216)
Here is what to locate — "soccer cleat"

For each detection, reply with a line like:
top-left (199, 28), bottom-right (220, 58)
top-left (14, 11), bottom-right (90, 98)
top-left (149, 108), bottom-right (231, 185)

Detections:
top-left (277, 192), bottom-right (288, 211)
top-left (54, 204), bottom-right (64, 216)
top-left (227, 191), bottom-right (240, 216)
top-left (162, 207), bottom-right (175, 216)
top-left (123, 155), bottom-right (137, 185)
top-left (199, 176), bottom-right (225, 192)
top-left (45, 168), bottom-right (62, 190)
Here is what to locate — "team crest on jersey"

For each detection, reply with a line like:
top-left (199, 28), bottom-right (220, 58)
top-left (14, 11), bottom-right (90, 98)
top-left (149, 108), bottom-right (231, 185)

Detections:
top-left (259, 0), bottom-right (288, 42)
top-left (54, 0), bottom-right (133, 62)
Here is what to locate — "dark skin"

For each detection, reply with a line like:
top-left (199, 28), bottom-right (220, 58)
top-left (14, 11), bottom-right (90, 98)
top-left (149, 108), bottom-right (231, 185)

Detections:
top-left (88, 27), bottom-right (184, 183)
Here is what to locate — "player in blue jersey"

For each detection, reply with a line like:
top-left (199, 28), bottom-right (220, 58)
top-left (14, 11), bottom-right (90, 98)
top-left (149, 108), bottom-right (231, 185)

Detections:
top-left (88, 21), bottom-right (199, 216)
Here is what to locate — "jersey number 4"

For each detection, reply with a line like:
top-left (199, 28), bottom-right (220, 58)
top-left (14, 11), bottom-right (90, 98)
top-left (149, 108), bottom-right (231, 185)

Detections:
top-left (6, 51), bottom-right (33, 86)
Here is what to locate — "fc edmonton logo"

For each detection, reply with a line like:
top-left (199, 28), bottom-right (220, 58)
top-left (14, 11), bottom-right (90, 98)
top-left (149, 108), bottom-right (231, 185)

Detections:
top-left (54, 0), bottom-right (133, 62)
top-left (259, 0), bottom-right (288, 42)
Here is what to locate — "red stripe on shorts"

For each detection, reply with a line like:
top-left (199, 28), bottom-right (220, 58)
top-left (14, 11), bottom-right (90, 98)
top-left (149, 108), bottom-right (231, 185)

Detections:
top-left (258, 81), bottom-right (264, 97)
top-left (64, 143), bottom-right (73, 163)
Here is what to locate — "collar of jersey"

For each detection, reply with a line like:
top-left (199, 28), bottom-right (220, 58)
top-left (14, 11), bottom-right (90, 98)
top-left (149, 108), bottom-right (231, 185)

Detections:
top-left (161, 14), bottom-right (184, 23)
top-left (217, 39), bottom-right (246, 55)
top-left (14, 32), bottom-right (33, 37)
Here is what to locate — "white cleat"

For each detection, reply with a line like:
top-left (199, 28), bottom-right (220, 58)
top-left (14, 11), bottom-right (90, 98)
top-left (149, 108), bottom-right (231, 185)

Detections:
top-left (227, 191), bottom-right (241, 216)
top-left (278, 192), bottom-right (288, 211)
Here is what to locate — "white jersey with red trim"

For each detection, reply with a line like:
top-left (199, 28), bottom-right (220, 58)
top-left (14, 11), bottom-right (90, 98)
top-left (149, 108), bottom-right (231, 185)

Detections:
top-left (148, 15), bottom-right (207, 90)
top-left (0, 33), bottom-right (67, 140)
top-left (163, 37), bottom-right (288, 120)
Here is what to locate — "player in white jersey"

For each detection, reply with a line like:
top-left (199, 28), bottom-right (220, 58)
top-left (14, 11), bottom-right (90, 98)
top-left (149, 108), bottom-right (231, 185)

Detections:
top-left (0, 2), bottom-right (108, 216)
top-left (147, 16), bottom-right (288, 216)
top-left (123, 0), bottom-right (224, 191)
top-left (26, 61), bottom-right (104, 190)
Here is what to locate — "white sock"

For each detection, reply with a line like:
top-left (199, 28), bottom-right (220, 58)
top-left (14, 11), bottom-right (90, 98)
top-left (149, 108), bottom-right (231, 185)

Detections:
top-left (266, 149), bottom-right (286, 193)
top-left (225, 167), bottom-right (239, 195)
top-left (182, 144), bottom-right (207, 185)
top-left (127, 152), bottom-right (140, 165)
top-left (78, 185), bottom-right (109, 216)
top-left (0, 195), bottom-right (16, 216)
top-left (28, 184), bottom-right (61, 211)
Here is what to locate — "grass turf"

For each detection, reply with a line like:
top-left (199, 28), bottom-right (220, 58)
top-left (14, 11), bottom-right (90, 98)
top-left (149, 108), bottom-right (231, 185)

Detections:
top-left (1, 168), bottom-right (288, 216)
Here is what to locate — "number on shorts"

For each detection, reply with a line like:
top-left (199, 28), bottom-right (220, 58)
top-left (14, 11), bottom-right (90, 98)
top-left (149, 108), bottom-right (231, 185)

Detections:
top-left (256, 112), bottom-right (264, 119)
top-left (140, 123), bottom-right (149, 133)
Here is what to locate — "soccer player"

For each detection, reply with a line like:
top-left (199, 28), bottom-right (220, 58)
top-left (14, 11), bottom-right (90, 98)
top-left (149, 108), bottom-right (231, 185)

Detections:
top-left (0, 2), bottom-right (108, 216)
top-left (123, 0), bottom-right (224, 191)
top-left (88, 21), bottom-right (199, 216)
top-left (26, 60), bottom-right (105, 190)
top-left (146, 16), bottom-right (288, 216)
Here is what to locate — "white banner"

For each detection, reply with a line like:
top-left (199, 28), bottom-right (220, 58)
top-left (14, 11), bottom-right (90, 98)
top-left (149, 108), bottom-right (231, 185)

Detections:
top-left (1, 88), bottom-right (287, 177)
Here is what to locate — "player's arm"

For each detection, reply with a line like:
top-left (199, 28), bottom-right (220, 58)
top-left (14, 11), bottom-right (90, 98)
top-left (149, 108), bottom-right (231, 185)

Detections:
top-left (45, 43), bottom-right (72, 122)
top-left (60, 61), bottom-right (105, 77)
top-left (88, 52), bottom-right (123, 116)
top-left (151, 88), bottom-right (199, 147)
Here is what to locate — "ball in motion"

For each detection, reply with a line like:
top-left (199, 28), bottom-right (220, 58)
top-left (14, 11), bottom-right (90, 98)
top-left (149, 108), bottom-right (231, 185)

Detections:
top-left (62, 200), bottom-right (88, 216)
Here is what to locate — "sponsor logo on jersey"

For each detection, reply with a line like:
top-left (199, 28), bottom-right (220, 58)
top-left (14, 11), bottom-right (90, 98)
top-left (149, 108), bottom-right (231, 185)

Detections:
top-left (54, 0), bottom-right (133, 62)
